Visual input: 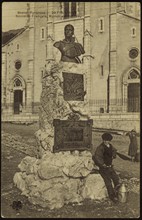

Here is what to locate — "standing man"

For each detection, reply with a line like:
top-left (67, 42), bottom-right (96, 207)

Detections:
top-left (126, 129), bottom-right (138, 162)
top-left (92, 132), bottom-right (121, 203)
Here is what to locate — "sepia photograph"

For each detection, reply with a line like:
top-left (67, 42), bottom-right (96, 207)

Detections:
top-left (1, 1), bottom-right (140, 218)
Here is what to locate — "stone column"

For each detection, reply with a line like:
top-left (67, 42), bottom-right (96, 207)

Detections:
top-left (22, 88), bottom-right (26, 113)
top-left (123, 82), bottom-right (128, 112)
top-left (27, 4), bottom-right (35, 114)
top-left (26, 79), bottom-right (33, 113)
top-left (9, 90), bottom-right (14, 114)
top-left (2, 52), bottom-right (6, 110)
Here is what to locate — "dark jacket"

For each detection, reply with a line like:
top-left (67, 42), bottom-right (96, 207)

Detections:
top-left (128, 131), bottom-right (138, 157)
top-left (92, 142), bottom-right (117, 168)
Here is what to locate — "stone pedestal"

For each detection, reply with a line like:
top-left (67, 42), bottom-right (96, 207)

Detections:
top-left (36, 60), bottom-right (91, 157)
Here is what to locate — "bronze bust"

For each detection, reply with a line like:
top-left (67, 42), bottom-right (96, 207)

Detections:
top-left (53, 24), bottom-right (85, 63)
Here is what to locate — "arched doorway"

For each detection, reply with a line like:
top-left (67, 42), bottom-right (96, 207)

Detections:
top-left (12, 77), bottom-right (25, 114)
top-left (123, 68), bottom-right (140, 112)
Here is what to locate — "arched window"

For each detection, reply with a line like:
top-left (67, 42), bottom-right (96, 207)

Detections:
top-left (14, 79), bottom-right (22, 87)
top-left (128, 69), bottom-right (140, 79)
top-left (17, 44), bottom-right (20, 50)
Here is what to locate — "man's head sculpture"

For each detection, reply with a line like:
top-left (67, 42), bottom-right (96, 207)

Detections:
top-left (53, 24), bottom-right (85, 63)
top-left (64, 24), bottom-right (74, 38)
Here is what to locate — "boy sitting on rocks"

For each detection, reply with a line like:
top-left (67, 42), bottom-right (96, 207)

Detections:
top-left (92, 132), bottom-right (121, 204)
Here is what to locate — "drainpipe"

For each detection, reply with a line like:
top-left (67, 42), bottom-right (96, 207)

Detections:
top-left (83, 2), bottom-right (85, 49)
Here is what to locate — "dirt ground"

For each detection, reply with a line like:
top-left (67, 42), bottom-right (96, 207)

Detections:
top-left (1, 122), bottom-right (140, 218)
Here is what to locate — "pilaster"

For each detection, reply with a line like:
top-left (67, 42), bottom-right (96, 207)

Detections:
top-left (26, 80), bottom-right (33, 113)
top-left (27, 3), bottom-right (35, 114)
top-left (109, 12), bottom-right (117, 112)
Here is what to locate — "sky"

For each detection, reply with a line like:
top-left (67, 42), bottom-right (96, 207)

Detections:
top-left (2, 2), bottom-right (27, 32)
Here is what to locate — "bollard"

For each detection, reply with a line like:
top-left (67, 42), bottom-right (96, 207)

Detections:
top-left (118, 183), bottom-right (127, 203)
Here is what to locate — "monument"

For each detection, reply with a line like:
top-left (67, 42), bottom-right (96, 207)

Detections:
top-left (13, 25), bottom-right (108, 210)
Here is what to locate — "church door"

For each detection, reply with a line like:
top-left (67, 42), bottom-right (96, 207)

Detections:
top-left (14, 90), bottom-right (23, 114)
top-left (128, 83), bottom-right (140, 112)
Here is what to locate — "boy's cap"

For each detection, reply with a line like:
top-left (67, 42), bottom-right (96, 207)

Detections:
top-left (102, 132), bottom-right (113, 141)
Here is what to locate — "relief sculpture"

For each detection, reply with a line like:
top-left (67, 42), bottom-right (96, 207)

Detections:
top-left (63, 72), bottom-right (84, 101)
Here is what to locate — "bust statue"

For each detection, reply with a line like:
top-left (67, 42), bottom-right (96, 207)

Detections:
top-left (53, 24), bottom-right (85, 63)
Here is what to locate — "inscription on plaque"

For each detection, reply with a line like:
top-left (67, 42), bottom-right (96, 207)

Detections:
top-left (64, 128), bottom-right (83, 142)
top-left (63, 72), bottom-right (84, 101)
top-left (53, 119), bottom-right (93, 152)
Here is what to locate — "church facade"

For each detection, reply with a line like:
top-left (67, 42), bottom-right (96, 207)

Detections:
top-left (2, 2), bottom-right (140, 119)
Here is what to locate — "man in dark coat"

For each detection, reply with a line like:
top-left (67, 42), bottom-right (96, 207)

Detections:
top-left (53, 24), bottom-right (85, 63)
top-left (92, 132), bottom-right (121, 203)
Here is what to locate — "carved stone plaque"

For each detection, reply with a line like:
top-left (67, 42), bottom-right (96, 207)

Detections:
top-left (53, 119), bottom-right (93, 152)
top-left (63, 72), bottom-right (84, 101)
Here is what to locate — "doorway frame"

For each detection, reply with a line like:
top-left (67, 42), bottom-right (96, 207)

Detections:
top-left (122, 67), bottom-right (140, 112)
top-left (9, 75), bottom-right (26, 114)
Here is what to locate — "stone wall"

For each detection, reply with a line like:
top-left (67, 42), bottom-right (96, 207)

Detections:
top-left (2, 112), bottom-right (140, 133)
top-left (2, 114), bottom-right (39, 124)
top-left (91, 113), bottom-right (140, 132)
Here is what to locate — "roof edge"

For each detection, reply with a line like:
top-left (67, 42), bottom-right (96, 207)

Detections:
top-left (117, 12), bottom-right (140, 21)
top-left (2, 26), bottom-right (29, 47)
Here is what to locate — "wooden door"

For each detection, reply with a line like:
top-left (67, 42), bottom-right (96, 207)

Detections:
top-left (128, 83), bottom-right (140, 112)
top-left (14, 90), bottom-right (23, 114)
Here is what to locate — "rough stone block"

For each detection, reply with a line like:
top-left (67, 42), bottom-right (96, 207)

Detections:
top-left (81, 174), bottom-right (108, 200)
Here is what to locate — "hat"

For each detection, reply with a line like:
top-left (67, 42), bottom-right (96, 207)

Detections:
top-left (131, 129), bottom-right (136, 132)
top-left (102, 132), bottom-right (113, 141)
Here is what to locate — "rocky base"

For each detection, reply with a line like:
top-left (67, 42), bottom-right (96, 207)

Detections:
top-left (13, 151), bottom-right (108, 209)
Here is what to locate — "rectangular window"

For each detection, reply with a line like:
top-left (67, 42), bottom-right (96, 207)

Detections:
top-left (42, 29), bottom-right (44, 39)
top-left (40, 27), bottom-right (46, 40)
top-left (64, 2), bottom-right (77, 19)
top-left (64, 2), bottom-right (69, 18)
top-left (4, 87), bottom-right (6, 96)
top-left (101, 65), bottom-right (104, 76)
top-left (71, 2), bottom-right (76, 17)
top-left (98, 18), bottom-right (104, 32)
top-left (46, 45), bottom-right (47, 58)
top-left (131, 27), bottom-right (136, 37)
